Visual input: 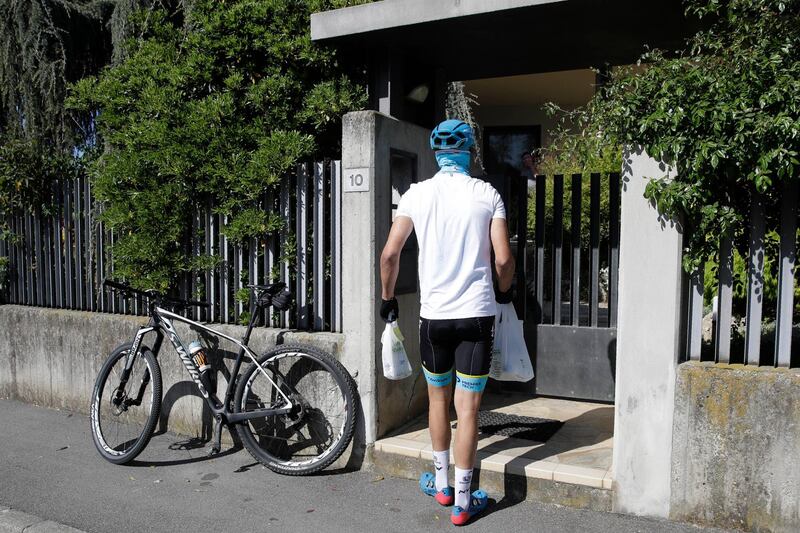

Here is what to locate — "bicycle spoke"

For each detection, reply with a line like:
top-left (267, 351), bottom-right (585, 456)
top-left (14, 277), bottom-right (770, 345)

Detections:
top-left (236, 348), bottom-right (354, 471)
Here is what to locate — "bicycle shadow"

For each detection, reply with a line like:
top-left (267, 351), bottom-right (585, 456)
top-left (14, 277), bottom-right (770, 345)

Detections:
top-left (147, 331), bottom-right (366, 474)
top-left (126, 380), bottom-right (243, 467)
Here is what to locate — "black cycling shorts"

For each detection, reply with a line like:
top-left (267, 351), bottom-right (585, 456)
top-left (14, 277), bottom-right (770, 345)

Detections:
top-left (419, 316), bottom-right (494, 392)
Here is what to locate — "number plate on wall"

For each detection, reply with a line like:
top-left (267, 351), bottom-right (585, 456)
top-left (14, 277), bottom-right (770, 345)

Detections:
top-left (343, 168), bottom-right (370, 192)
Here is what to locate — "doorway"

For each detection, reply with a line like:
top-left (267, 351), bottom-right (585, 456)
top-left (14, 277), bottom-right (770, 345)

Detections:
top-left (467, 70), bottom-right (620, 402)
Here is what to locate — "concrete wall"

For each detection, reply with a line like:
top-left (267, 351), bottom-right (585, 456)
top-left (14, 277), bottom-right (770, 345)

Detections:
top-left (671, 362), bottom-right (800, 533)
top-left (341, 110), bottom-right (438, 442)
top-left (0, 305), bottom-right (351, 450)
top-left (612, 147), bottom-right (682, 517)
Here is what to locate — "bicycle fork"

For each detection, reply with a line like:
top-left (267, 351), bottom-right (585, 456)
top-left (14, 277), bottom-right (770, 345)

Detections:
top-left (113, 326), bottom-right (157, 411)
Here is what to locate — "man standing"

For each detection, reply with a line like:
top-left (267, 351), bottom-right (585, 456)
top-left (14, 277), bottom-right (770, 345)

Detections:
top-left (379, 119), bottom-right (515, 526)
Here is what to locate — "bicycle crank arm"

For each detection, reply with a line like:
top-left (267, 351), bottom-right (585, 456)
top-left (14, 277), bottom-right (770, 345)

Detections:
top-left (226, 407), bottom-right (293, 424)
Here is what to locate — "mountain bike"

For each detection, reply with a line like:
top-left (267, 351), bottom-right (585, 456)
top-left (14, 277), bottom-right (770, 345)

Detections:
top-left (89, 280), bottom-right (358, 475)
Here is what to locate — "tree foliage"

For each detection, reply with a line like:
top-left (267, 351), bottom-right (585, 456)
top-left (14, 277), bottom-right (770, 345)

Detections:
top-left (66, 0), bottom-right (367, 290)
top-left (583, 0), bottom-right (799, 273)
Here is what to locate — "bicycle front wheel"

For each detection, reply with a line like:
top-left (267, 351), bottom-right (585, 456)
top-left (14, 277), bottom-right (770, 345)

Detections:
top-left (234, 344), bottom-right (357, 475)
top-left (90, 343), bottom-right (162, 464)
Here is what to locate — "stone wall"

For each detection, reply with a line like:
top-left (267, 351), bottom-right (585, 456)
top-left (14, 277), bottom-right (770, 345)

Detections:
top-left (671, 361), bottom-right (800, 532)
top-left (0, 305), bottom-right (357, 454)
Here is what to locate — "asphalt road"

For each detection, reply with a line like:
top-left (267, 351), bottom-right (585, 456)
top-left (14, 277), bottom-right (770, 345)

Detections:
top-left (0, 399), bottom-right (733, 533)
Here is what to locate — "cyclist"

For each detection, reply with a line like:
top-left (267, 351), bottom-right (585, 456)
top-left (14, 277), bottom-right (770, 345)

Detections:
top-left (379, 119), bottom-right (515, 526)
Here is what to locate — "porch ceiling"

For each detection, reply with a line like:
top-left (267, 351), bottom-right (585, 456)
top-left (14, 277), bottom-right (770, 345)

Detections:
top-left (311, 0), bottom-right (699, 80)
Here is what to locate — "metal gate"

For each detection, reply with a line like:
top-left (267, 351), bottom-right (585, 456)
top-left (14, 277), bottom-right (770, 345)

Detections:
top-left (491, 171), bottom-right (621, 402)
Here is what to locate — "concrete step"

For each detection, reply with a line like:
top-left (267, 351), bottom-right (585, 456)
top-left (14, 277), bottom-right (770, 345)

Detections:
top-left (370, 395), bottom-right (615, 512)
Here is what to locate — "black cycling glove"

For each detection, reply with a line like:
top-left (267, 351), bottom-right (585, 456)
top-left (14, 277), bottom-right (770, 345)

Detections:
top-left (495, 285), bottom-right (514, 304)
top-left (380, 297), bottom-right (399, 323)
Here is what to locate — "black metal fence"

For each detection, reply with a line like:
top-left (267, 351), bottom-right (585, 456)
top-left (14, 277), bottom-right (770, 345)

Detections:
top-left (684, 181), bottom-right (799, 367)
top-left (0, 160), bottom-right (343, 332)
top-left (509, 172), bottom-right (621, 328)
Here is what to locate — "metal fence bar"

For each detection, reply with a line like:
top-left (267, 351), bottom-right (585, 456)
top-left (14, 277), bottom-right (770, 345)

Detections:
top-left (84, 177), bottom-right (95, 311)
top-left (206, 206), bottom-right (216, 323)
top-left (263, 190), bottom-right (275, 327)
top-left (608, 172), bottom-right (621, 327)
top-left (44, 208), bottom-right (54, 306)
top-left (73, 179), bottom-right (84, 309)
top-left (234, 241), bottom-right (243, 323)
top-left (191, 212), bottom-right (201, 321)
top-left (63, 181), bottom-right (74, 309)
top-left (313, 162), bottom-right (325, 331)
top-left (775, 180), bottom-right (799, 367)
top-left (221, 214), bottom-right (230, 324)
top-left (15, 215), bottom-right (21, 303)
top-left (330, 160), bottom-right (342, 332)
top-left (552, 175), bottom-right (564, 325)
top-left (51, 192), bottom-right (64, 308)
top-left (295, 163), bottom-right (309, 329)
top-left (15, 215), bottom-right (24, 303)
top-left (34, 213), bottom-right (44, 305)
top-left (25, 213), bottom-right (34, 305)
top-left (280, 177), bottom-right (291, 328)
top-left (0, 218), bottom-right (6, 302)
top-left (535, 175), bottom-right (546, 324)
top-left (0, 219), bottom-right (6, 300)
top-left (96, 216), bottom-right (105, 313)
top-left (715, 235), bottom-right (734, 364)
top-left (687, 268), bottom-right (704, 361)
top-left (570, 173), bottom-right (582, 326)
top-left (589, 173), bottom-right (601, 327)
top-left (248, 237), bottom-right (257, 324)
top-left (744, 193), bottom-right (765, 366)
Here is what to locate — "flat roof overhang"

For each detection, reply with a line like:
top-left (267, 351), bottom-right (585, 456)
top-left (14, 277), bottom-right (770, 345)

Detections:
top-left (311, 0), bottom-right (699, 80)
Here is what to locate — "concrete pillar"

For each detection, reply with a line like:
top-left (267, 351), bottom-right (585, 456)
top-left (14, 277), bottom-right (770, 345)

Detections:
top-left (612, 146), bottom-right (683, 517)
top-left (340, 111), bottom-right (439, 445)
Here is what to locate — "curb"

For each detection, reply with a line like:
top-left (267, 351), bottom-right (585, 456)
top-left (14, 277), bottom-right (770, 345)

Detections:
top-left (0, 506), bottom-right (87, 533)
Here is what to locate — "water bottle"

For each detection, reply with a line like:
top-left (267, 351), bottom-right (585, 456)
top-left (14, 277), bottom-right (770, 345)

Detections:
top-left (188, 341), bottom-right (215, 396)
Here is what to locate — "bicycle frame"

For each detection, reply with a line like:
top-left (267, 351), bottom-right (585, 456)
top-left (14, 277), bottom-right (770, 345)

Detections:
top-left (123, 305), bottom-right (294, 424)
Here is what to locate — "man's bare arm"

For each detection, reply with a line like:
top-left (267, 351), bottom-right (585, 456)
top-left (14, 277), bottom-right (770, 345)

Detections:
top-left (380, 216), bottom-right (414, 300)
top-left (490, 218), bottom-right (515, 292)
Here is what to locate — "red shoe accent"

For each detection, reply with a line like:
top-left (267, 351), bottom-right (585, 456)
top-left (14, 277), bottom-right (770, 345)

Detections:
top-left (435, 491), bottom-right (454, 506)
top-left (450, 511), bottom-right (471, 526)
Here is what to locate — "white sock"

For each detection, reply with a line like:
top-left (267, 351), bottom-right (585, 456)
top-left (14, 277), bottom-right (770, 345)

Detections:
top-left (432, 450), bottom-right (449, 491)
top-left (455, 467), bottom-right (473, 510)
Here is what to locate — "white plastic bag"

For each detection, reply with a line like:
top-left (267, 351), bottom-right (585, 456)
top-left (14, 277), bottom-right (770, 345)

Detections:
top-left (381, 321), bottom-right (413, 380)
top-left (489, 303), bottom-right (534, 382)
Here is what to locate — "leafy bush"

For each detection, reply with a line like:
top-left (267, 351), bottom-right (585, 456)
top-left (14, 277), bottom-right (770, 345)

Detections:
top-left (68, 1), bottom-right (367, 290)
top-left (0, 136), bottom-right (79, 223)
top-left (591, 0), bottom-right (799, 274)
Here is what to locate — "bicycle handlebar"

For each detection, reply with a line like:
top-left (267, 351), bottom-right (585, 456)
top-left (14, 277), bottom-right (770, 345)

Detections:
top-left (102, 279), bottom-right (210, 309)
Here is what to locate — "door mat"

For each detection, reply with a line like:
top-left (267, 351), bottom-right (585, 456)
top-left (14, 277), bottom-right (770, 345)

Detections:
top-left (475, 411), bottom-right (564, 442)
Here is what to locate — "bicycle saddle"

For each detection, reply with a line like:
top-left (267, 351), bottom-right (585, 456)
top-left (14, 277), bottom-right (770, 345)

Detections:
top-left (247, 282), bottom-right (286, 295)
top-left (249, 283), bottom-right (292, 310)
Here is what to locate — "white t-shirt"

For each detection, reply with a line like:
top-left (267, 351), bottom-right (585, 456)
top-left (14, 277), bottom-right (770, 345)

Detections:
top-left (395, 170), bottom-right (506, 320)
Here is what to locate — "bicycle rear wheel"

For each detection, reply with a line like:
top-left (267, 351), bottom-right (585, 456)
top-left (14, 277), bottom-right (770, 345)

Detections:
top-left (90, 343), bottom-right (162, 464)
top-left (234, 344), bottom-right (358, 475)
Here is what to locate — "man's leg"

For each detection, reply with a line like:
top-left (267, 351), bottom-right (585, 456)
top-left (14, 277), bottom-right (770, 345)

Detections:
top-left (453, 386), bottom-right (482, 470)
top-left (420, 318), bottom-right (455, 497)
top-left (450, 316), bottom-right (494, 520)
top-left (428, 381), bottom-right (453, 453)
top-left (428, 381), bottom-right (453, 491)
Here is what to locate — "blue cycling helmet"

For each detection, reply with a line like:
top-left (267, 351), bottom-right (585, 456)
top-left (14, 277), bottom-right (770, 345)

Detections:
top-left (430, 119), bottom-right (474, 151)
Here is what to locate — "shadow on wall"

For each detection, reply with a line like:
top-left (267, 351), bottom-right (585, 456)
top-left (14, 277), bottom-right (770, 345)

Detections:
top-left (145, 327), bottom-right (366, 473)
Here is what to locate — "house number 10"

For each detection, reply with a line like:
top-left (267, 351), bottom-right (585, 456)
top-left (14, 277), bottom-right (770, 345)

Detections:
top-left (343, 168), bottom-right (370, 192)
